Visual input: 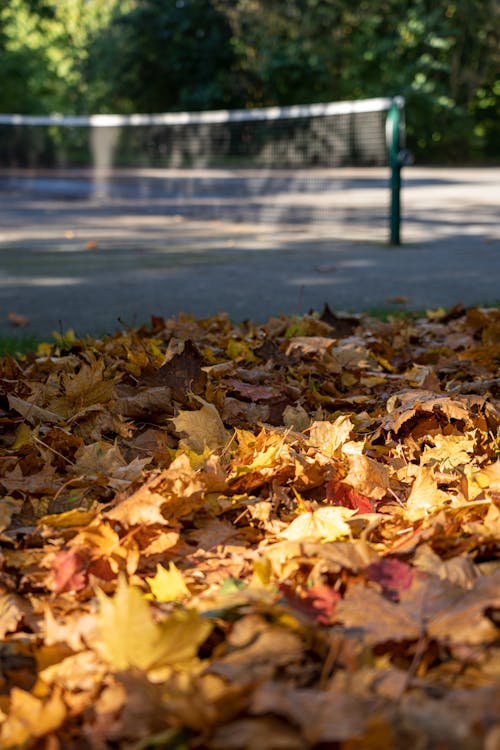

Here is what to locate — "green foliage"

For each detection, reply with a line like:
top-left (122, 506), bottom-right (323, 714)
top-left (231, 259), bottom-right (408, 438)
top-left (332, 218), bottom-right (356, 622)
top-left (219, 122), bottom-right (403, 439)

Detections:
top-left (0, 0), bottom-right (128, 113)
top-left (217, 0), bottom-right (499, 161)
top-left (0, 336), bottom-right (41, 358)
top-left (85, 0), bottom-right (239, 112)
top-left (0, 0), bottom-right (498, 161)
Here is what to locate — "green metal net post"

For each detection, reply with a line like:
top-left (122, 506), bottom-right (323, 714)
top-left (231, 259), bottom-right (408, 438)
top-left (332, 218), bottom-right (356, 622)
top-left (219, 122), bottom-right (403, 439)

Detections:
top-left (386, 97), bottom-right (406, 245)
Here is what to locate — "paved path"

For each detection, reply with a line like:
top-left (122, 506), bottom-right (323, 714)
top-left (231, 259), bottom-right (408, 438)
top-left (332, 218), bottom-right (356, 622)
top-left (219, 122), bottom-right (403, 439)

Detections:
top-left (0, 166), bottom-right (498, 337)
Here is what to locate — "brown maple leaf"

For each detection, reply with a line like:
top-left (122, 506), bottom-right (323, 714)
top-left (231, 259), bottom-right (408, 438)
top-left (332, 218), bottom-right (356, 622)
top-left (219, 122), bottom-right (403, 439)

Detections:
top-left (1, 463), bottom-right (61, 496)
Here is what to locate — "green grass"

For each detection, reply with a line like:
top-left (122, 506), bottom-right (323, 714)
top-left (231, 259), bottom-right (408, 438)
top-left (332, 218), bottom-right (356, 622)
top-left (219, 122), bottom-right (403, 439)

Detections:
top-left (0, 335), bottom-right (43, 357)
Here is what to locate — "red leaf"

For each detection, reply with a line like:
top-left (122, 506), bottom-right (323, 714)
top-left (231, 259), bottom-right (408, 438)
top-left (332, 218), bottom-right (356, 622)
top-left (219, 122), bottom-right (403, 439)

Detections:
top-left (88, 556), bottom-right (116, 582)
top-left (51, 548), bottom-right (88, 594)
top-left (304, 585), bottom-right (342, 624)
top-left (366, 558), bottom-right (415, 602)
top-left (326, 479), bottom-right (374, 514)
top-left (280, 583), bottom-right (341, 625)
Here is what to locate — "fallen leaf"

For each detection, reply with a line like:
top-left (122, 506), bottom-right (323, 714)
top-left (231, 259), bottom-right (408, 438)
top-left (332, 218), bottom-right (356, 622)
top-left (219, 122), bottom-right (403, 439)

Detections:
top-left (146, 562), bottom-right (190, 602)
top-left (172, 397), bottom-right (229, 454)
top-left (250, 682), bottom-right (376, 744)
top-left (72, 441), bottom-right (150, 489)
top-left (387, 296), bottom-right (409, 304)
top-left (308, 416), bottom-right (354, 456)
top-left (7, 394), bottom-right (62, 425)
top-left (420, 433), bottom-right (476, 470)
top-left (281, 583), bottom-right (341, 624)
top-left (405, 465), bottom-right (450, 520)
top-left (1, 462), bottom-right (61, 495)
top-left (37, 507), bottom-right (97, 528)
top-left (427, 569), bottom-right (500, 645)
top-left (0, 496), bottom-right (23, 533)
top-left (146, 339), bottom-right (207, 402)
top-left (343, 452), bottom-right (390, 500)
top-left (7, 312), bottom-right (29, 327)
top-left (96, 575), bottom-right (211, 671)
top-left (384, 389), bottom-right (496, 434)
top-left (0, 594), bottom-right (33, 638)
top-left (286, 336), bottom-right (341, 372)
top-left (50, 547), bottom-right (89, 594)
top-left (280, 506), bottom-right (355, 542)
top-left (0, 687), bottom-right (66, 747)
top-left (336, 583), bottom-right (421, 644)
top-left (209, 614), bottom-right (304, 683)
top-left (282, 403), bottom-right (310, 431)
top-left (366, 558), bottom-right (415, 601)
top-left (326, 479), bottom-right (374, 513)
top-left (106, 453), bottom-right (208, 525)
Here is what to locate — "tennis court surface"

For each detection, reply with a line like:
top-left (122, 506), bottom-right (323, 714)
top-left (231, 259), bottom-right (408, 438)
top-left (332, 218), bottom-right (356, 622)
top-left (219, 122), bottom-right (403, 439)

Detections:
top-left (0, 166), bottom-right (499, 337)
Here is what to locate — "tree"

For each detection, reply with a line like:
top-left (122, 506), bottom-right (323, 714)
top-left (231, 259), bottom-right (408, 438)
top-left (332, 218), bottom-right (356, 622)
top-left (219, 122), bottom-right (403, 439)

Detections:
top-left (217, 0), bottom-right (500, 160)
top-left (0, 0), bottom-right (128, 114)
top-left (85, 0), bottom-right (239, 113)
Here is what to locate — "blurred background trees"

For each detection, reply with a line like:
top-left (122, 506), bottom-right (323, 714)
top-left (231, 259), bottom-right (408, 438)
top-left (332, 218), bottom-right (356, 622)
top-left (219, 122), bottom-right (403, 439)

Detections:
top-left (0, 0), bottom-right (498, 162)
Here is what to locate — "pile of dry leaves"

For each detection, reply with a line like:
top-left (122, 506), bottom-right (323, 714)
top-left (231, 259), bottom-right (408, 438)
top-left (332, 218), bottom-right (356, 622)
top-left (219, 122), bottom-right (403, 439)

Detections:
top-left (0, 304), bottom-right (499, 749)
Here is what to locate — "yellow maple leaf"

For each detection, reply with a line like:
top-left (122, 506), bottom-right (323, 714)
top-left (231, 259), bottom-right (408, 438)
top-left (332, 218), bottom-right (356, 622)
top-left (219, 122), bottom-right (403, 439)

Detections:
top-left (37, 508), bottom-right (96, 528)
top-left (231, 443), bottom-right (281, 477)
top-left (71, 519), bottom-right (123, 557)
top-left (146, 562), bottom-right (190, 602)
top-left (344, 452), bottom-right (390, 500)
top-left (420, 434), bottom-right (475, 470)
top-left (172, 397), bottom-right (228, 454)
top-left (308, 416), bottom-right (354, 457)
top-left (49, 353), bottom-right (118, 417)
top-left (472, 461), bottom-right (500, 492)
top-left (405, 465), bottom-right (450, 521)
top-left (11, 422), bottom-right (33, 450)
top-left (96, 575), bottom-right (211, 671)
top-left (280, 506), bottom-right (355, 542)
top-left (105, 453), bottom-right (209, 525)
top-left (0, 687), bottom-right (66, 748)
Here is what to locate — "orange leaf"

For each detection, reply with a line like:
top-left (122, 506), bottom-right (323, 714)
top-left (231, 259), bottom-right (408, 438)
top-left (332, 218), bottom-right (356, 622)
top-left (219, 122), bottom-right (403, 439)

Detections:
top-left (7, 312), bottom-right (29, 327)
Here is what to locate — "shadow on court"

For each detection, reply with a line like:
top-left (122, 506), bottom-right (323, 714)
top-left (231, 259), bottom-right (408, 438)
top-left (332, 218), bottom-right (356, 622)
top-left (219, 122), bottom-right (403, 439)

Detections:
top-left (0, 166), bottom-right (499, 336)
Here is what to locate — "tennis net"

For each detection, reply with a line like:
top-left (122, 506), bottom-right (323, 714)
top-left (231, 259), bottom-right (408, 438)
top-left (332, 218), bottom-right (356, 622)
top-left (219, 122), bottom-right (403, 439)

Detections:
top-left (0, 97), bottom-right (403, 169)
top-left (0, 97), bottom-right (406, 244)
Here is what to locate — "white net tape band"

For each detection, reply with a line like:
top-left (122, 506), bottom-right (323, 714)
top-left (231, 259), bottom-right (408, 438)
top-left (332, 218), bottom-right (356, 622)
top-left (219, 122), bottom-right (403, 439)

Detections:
top-left (0, 96), bottom-right (404, 128)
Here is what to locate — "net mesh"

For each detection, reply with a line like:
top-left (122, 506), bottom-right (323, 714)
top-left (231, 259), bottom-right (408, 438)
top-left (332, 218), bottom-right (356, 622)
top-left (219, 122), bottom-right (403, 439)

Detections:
top-left (0, 98), bottom-right (400, 169)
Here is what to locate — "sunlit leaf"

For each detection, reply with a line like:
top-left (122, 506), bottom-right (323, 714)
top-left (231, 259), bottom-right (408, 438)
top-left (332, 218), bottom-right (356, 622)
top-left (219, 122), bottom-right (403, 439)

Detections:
top-left (280, 506), bottom-right (355, 542)
top-left (172, 397), bottom-right (229, 454)
top-left (37, 508), bottom-right (96, 528)
top-left (96, 575), bottom-right (211, 671)
top-left (0, 687), bottom-right (66, 747)
top-left (420, 434), bottom-right (476, 470)
top-left (146, 562), bottom-right (190, 602)
top-left (343, 452), bottom-right (390, 500)
top-left (308, 416), bottom-right (354, 456)
top-left (405, 465), bottom-right (450, 520)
